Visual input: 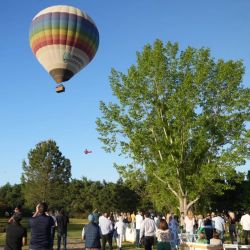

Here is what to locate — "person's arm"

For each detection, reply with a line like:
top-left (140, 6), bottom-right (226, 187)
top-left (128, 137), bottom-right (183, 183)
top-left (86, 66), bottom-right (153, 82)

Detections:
top-left (140, 221), bottom-right (145, 239)
top-left (81, 226), bottom-right (85, 240)
top-left (32, 204), bottom-right (40, 217)
top-left (22, 236), bottom-right (27, 246)
top-left (22, 229), bottom-right (27, 246)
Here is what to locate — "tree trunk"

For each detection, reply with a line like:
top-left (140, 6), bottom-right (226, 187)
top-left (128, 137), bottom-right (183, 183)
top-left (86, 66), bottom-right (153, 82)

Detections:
top-left (179, 195), bottom-right (188, 215)
top-left (179, 194), bottom-right (200, 216)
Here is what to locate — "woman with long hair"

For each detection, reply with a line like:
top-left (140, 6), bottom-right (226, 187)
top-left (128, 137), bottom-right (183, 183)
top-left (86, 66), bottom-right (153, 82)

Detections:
top-left (156, 219), bottom-right (171, 250)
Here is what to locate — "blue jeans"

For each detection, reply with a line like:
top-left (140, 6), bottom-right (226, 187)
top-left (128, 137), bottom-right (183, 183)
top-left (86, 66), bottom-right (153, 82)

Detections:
top-left (136, 229), bottom-right (141, 248)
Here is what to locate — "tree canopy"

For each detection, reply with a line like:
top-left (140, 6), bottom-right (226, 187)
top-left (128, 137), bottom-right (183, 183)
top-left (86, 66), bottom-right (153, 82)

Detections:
top-left (96, 39), bottom-right (250, 214)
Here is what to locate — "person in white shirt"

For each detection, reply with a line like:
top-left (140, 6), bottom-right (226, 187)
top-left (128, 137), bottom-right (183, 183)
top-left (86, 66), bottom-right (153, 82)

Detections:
top-left (240, 211), bottom-right (250, 245)
top-left (140, 212), bottom-right (157, 250)
top-left (184, 210), bottom-right (195, 234)
top-left (212, 213), bottom-right (225, 243)
top-left (135, 211), bottom-right (143, 248)
top-left (99, 212), bottom-right (113, 250)
top-left (114, 216), bottom-right (125, 250)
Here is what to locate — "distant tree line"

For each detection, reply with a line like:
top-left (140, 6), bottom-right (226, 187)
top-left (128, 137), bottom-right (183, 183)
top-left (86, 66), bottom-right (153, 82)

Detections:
top-left (1, 172), bottom-right (250, 217)
top-left (0, 177), bottom-right (146, 217)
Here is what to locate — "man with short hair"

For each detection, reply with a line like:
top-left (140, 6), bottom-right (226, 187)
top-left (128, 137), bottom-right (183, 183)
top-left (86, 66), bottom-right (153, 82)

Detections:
top-left (140, 212), bottom-right (156, 250)
top-left (29, 202), bottom-right (55, 250)
top-left (98, 212), bottom-right (113, 250)
top-left (4, 213), bottom-right (27, 250)
top-left (82, 214), bottom-right (101, 250)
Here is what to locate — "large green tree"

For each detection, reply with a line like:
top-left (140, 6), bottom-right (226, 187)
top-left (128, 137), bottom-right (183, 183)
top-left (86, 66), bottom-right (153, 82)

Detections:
top-left (21, 140), bottom-right (71, 209)
top-left (96, 40), bottom-right (250, 214)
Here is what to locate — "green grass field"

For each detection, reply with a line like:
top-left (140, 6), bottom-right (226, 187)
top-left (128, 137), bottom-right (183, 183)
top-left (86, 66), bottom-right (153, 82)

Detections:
top-left (0, 217), bottom-right (137, 249)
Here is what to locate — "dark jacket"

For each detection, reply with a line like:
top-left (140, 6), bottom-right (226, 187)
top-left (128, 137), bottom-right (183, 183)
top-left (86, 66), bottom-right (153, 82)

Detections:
top-left (4, 222), bottom-right (27, 250)
top-left (29, 214), bottom-right (54, 249)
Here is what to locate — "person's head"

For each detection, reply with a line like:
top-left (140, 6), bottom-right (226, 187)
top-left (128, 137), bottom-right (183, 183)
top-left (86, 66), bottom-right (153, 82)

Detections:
top-left (60, 208), bottom-right (65, 216)
top-left (14, 205), bottom-right (22, 213)
top-left (187, 210), bottom-right (193, 219)
top-left (144, 211), bottom-right (150, 218)
top-left (48, 209), bottom-right (54, 215)
top-left (88, 214), bottom-right (94, 223)
top-left (228, 211), bottom-right (235, 219)
top-left (159, 219), bottom-right (168, 230)
top-left (213, 231), bottom-right (220, 239)
top-left (211, 212), bottom-right (215, 218)
top-left (36, 202), bottom-right (48, 215)
top-left (199, 232), bottom-right (206, 239)
top-left (13, 213), bottom-right (22, 224)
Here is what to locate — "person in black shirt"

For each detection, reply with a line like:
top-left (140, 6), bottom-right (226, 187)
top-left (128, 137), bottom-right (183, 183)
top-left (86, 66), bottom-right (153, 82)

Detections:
top-left (203, 213), bottom-right (213, 242)
top-left (56, 208), bottom-right (69, 250)
top-left (29, 202), bottom-right (55, 250)
top-left (4, 213), bottom-right (27, 250)
top-left (228, 211), bottom-right (237, 243)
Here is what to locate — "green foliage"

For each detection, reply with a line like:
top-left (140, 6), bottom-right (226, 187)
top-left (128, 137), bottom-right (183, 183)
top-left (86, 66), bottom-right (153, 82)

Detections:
top-left (0, 183), bottom-right (24, 215)
top-left (21, 140), bottom-right (71, 209)
top-left (96, 39), bottom-right (250, 212)
top-left (68, 177), bottom-right (140, 215)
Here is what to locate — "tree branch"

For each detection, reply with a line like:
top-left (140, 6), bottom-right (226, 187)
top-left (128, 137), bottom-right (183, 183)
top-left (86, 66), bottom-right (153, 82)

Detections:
top-left (152, 172), bottom-right (180, 199)
top-left (187, 196), bottom-right (200, 210)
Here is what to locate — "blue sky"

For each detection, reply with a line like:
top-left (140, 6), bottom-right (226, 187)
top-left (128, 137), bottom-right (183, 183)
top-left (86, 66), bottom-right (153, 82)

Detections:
top-left (0, 0), bottom-right (249, 186)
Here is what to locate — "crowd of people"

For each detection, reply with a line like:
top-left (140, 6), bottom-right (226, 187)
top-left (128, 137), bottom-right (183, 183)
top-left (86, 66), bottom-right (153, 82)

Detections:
top-left (4, 202), bottom-right (69, 250)
top-left (82, 210), bottom-right (250, 250)
top-left (3, 204), bottom-right (250, 250)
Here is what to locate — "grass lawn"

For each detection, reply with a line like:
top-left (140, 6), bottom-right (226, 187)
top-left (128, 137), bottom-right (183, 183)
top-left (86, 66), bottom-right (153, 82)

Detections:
top-left (0, 217), bottom-right (137, 249)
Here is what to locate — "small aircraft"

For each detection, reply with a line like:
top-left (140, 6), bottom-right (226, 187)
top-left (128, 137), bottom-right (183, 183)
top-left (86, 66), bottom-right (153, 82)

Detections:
top-left (84, 149), bottom-right (92, 154)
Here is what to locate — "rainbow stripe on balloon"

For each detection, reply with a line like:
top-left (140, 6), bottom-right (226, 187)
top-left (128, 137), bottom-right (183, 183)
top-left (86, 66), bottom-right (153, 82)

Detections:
top-left (29, 5), bottom-right (99, 83)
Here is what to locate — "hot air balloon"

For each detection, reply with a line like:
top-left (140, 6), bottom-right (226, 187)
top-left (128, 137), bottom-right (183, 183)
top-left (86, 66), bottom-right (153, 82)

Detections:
top-left (29, 5), bottom-right (99, 93)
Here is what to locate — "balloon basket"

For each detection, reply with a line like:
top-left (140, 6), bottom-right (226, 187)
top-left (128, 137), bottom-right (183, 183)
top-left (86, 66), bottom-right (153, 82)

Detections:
top-left (56, 84), bottom-right (65, 93)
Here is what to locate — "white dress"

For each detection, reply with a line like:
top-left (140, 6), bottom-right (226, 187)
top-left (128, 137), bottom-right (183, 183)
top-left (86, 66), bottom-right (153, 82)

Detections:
top-left (184, 216), bottom-right (195, 234)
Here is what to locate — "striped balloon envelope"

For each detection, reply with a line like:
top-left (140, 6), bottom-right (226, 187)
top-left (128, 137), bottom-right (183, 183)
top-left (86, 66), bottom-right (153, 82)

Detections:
top-left (29, 5), bottom-right (99, 91)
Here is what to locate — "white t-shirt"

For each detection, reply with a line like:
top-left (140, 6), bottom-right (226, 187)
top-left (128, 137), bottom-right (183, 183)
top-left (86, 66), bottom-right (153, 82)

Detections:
top-left (212, 216), bottom-right (225, 232)
top-left (135, 214), bottom-right (143, 230)
top-left (240, 214), bottom-right (250, 230)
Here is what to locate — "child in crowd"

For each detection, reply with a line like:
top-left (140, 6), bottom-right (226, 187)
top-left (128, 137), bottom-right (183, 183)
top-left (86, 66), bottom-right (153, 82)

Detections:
top-left (196, 232), bottom-right (208, 244)
top-left (210, 232), bottom-right (222, 245)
